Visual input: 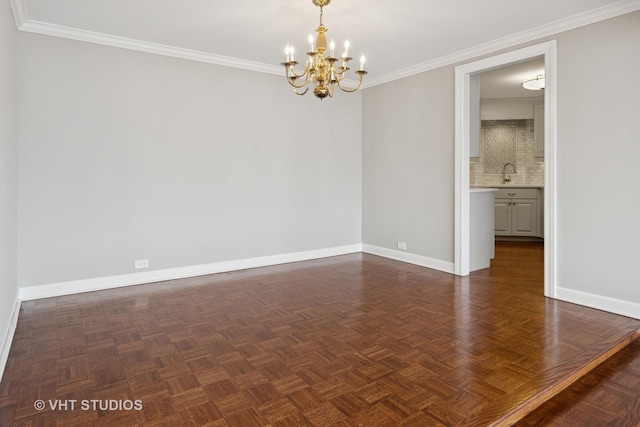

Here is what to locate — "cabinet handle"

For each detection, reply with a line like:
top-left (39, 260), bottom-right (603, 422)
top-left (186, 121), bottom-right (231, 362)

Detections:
top-left (508, 193), bottom-right (516, 196)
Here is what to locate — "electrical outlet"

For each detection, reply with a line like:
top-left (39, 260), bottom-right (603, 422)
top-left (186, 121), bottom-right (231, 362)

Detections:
top-left (397, 242), bottom-right (407, 250)
top-left (134, 259), bottom-right (149, 269)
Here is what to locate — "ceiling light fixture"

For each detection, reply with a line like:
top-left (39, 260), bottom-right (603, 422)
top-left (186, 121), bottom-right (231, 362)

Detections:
top-left (281, 0), bottom-right (367, 99)
top-left (522, 74), bottom-right (545, 91)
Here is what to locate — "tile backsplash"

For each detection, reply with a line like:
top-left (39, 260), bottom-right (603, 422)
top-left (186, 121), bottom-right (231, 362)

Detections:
top-left (470, 119), bottom-right (544, 186)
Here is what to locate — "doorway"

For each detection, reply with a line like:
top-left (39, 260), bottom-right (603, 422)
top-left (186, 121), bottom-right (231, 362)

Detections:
top-left (454, 40), bottom-right (557, 298)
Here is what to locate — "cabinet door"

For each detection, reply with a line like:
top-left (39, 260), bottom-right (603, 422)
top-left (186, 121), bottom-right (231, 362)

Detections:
top-left (494, 199), bottom-right (511, 236)
top-left (470, 74), bottom-right (481, 158)
top-left (511, 199), bottom-right (538, 236)
top-left (534, 104), bottom-right (544, 158)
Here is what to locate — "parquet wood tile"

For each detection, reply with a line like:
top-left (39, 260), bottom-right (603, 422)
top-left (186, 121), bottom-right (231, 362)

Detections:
top-left (517, 337), bottom-right (640, 426)
top-left (1, 242), bottom-right (639, 426)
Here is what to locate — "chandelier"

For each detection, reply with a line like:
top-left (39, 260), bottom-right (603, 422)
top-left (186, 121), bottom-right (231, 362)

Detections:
top-left (281, 0), bottom-right (367, 99)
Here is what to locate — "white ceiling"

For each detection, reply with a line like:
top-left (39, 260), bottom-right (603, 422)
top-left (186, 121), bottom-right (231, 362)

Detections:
top-left (480, 57), bottom-right (546, 99)
top-left (12, 0), bottom-right (640, 87)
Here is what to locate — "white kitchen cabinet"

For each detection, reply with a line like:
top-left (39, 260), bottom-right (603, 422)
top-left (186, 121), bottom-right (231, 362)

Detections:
top-left (470, 188), bottom-right (497, 271)
top-left (534, 103), bottom-right (544, 158)
top-left (494, 199), bottom-right (511, 235)
top-left (494, 188), bottom-right (538, 237)
top-left (537, 188), bottom-right (544, 238)
top-left (470, 74), bottom-right (481, 158)
top-left (511, 199), bottom-right (538, 236)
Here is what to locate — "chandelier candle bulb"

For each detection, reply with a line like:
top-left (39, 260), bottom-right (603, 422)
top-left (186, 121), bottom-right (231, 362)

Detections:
top-left (330, 38), bottom-right (335, 57)
top-left (360, 53), bottom-right (365, 70)
top-left (308, 34), bottom-right (314, 52)
top-left (285, 44), bottom-right (295, 62)
top-left (344, 40), bottom-right (350, 57)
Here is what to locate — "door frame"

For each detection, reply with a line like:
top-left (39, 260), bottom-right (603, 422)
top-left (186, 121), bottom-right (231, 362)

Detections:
top-left (454, 40), bottom-right (557, 298)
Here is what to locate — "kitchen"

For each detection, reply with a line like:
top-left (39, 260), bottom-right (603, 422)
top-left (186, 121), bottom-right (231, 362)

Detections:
top-left (468, 57), bottom-right (545, 271)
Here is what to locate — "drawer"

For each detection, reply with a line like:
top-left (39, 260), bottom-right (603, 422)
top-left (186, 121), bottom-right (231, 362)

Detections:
top-left (494, 188), bottom-right (538, 199)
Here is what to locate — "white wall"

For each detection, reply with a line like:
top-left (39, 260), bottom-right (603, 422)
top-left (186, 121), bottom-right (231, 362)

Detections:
top-left (362, 68), bottom-right (455, 263)
top-left (10, 6), bottom-right (640, 316)
top-left (555, 11), bottom-right (640, 303)
top-left (16, 32), bottom-right (362, 287)
top-left (363, 11), bottom-right (640, 307)
top-left (0, 0), bottom-right (18, 374)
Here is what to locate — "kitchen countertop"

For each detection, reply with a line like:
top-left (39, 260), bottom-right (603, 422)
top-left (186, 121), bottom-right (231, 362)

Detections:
top-left (469, 188), bottom-right (498, 193)
top-left (471, 184), bottom-right (544, 189)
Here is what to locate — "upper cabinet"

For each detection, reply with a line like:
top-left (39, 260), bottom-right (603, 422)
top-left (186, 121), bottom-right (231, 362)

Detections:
top-left (480, 98), bottom-right (537, 121)
top-left (533, 103), bottom-right (544, 158)
top-left (470, 74), bottom-right (481, 158)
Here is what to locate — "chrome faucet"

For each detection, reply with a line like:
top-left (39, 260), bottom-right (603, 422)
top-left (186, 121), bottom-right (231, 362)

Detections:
top-left (502, 162), bottom-right (516, 184)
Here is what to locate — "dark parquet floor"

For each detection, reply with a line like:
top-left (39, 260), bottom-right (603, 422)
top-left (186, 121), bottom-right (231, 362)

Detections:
top-left (0, 243), bottom-right (639, 426)
top-left (517, 337), bottom-right (640, 426)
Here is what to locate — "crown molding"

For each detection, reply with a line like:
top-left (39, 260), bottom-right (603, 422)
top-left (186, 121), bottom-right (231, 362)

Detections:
top-left (10, 0), bottom-right (285, 76)
top-left (17, 19), bottom-right (285, 76)
top-left (365, 0), bottom-right (640, 87)
top-left (9, 0), bottom-right (27, 28)
top-left (10, 0), bottom-right (640, 87)
top-left (13, 13), bottom-right (361, 87)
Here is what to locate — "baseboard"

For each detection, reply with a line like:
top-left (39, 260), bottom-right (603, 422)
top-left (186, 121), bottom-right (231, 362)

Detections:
top-left (17, 246), bottom-right (637, 322)
top-left (362, 244), bottom-right (455, 274)
top-left (556, 287), bottom-right (640, 320)
top-left (18, 244), bottom-right (363, 301)
top-left (495, 236), bottom-right (544, 243)
top-left (0, 296), bottom-right (21, 382)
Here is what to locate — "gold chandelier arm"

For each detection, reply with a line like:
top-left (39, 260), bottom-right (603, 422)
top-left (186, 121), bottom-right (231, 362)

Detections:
top-left (327, 59), bottom-right (346, 85)
top-left (286, 69), bottom-right (312, 89)
top-left (292, 53), bottom-right (319, 78)
top-left (286, 63), bottom-right (308, 80)
top-left (329, 67), bottom-right (348, 85)
top-left (292, 86), bottom-right (310, 96)
top-left (336, 70), bottom-right (367, 93)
